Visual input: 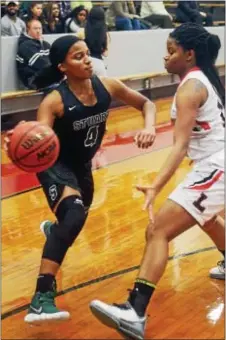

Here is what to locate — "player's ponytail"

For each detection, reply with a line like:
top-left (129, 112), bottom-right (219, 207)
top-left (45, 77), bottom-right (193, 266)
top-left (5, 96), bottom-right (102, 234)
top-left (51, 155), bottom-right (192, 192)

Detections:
top-left (35, 35), bottom-right (81, 89)
top-left (170, 23), bottom-right (225, 106)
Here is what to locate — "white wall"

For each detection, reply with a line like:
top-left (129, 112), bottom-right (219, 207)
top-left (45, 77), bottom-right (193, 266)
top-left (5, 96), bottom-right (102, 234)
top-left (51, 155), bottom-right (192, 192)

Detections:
top-left (1, 27), bottom-right (225, 92)
top-left (107, 27), bottom-right (225, 77)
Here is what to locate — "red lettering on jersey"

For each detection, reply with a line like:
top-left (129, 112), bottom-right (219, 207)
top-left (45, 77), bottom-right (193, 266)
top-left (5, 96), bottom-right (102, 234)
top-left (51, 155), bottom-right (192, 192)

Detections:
top-left (195, 121), bottom-right (211, 130)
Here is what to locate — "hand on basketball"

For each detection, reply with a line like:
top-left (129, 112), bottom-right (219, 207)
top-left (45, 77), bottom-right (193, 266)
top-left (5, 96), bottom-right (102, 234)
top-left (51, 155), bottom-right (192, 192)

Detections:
top-left (3, 121), bottom-right (26, 154)
top-left (136, 185), bottom-right (157, 223)
top-left (134, 127), bottom-right (156, 149)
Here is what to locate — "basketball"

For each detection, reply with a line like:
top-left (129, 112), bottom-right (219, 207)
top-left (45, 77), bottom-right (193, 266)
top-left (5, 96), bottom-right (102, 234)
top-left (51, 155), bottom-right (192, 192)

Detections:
top-left (8, 121), bottom-right (60, 173)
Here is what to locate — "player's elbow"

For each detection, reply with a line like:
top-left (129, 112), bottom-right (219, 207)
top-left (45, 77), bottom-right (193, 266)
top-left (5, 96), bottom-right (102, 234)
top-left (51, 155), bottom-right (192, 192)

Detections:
top-left (143, 99), bottom-right (156, 112)
top-left (149, 100), bottom-right (156, 111)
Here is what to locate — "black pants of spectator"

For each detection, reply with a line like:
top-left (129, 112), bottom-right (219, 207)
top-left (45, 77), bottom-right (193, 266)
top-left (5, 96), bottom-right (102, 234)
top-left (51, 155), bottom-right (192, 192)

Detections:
top-left (176, 13), bottom-right (213, 27)
top-left (190, 13), bottom-right (213, 26)
top-left (201, 13), bottom-right (213, 26)
top-left (143, 14), bottom-right (173, 29)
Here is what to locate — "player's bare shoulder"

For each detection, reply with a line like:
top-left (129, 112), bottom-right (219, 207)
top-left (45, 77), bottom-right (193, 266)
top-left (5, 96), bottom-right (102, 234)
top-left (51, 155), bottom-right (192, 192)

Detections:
top-left (98, 76), bottom-right (123, 97)
top-left (40, 89), bottom-right (64, 118)
top-left (178, 78), bottom-right (208, 107)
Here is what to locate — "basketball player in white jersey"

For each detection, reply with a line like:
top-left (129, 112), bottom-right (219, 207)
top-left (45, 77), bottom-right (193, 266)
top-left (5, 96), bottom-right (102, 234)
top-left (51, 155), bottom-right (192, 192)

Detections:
top-left (89, 23), bottom-right (225, 339)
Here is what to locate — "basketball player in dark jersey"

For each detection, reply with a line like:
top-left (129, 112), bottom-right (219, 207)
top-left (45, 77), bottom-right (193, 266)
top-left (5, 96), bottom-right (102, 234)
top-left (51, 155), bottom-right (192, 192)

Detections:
top-left (5, 35), bottom-right (156, 324)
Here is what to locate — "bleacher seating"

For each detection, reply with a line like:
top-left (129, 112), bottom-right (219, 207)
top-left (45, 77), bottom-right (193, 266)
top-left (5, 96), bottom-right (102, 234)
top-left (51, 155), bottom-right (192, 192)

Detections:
top-left (94, 1), bottom-right (226, 27)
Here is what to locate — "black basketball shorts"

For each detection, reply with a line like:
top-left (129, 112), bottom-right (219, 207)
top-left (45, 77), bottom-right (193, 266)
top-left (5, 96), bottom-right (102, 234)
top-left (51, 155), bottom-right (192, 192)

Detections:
top-left (36, 160), bottom-right (94, 211)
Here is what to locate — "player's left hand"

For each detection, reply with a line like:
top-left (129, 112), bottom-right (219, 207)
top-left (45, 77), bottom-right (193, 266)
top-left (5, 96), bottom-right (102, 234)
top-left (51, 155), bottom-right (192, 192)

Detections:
top-left (134, 127), bottom-right (156, 149)
top-left (136, 185), bottom-right (157, 223)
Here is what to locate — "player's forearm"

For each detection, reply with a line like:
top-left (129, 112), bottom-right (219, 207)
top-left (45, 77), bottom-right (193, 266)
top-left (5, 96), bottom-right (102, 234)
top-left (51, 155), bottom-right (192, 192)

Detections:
top-left (151, 144), bottom-right (187, 193)
top-left (142, 101), bottom-right (156, 129)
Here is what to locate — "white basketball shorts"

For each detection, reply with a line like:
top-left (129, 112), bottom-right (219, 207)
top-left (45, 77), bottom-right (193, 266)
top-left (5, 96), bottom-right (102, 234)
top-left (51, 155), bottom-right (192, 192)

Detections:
top-left (169, 158), bottom-right (224, 226)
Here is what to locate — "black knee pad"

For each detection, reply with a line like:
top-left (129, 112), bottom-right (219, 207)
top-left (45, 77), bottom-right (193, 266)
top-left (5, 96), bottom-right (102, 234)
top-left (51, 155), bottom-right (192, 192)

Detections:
top-left (54, 195), bottom-right (86, 246)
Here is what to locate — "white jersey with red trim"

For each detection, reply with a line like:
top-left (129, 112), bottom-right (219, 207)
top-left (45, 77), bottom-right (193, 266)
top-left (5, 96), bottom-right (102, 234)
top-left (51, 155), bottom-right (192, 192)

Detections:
top-left (171, 69), bottom-right (225, 166)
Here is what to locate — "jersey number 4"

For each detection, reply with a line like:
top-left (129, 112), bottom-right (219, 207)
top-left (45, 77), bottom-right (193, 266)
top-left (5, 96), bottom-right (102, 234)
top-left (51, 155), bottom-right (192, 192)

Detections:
top-left (85, 126), bottom-right (99, 147)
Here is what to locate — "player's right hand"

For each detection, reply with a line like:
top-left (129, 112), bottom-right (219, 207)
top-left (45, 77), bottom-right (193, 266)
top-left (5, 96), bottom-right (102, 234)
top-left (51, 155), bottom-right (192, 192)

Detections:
top-left (136, 185), bottom-right (157, 223)
top-left (3, 120), bottom-right (26, 155)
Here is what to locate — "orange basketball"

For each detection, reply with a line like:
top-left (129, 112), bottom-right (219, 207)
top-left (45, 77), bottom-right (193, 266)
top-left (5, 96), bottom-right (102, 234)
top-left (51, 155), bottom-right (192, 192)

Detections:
top-left (8, 121), bottom-right (60, 173)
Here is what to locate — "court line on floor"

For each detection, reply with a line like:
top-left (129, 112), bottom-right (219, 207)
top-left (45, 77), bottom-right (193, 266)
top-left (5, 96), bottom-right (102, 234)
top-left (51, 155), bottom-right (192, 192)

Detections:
top-left (1, 246), bottom-right (217, 320)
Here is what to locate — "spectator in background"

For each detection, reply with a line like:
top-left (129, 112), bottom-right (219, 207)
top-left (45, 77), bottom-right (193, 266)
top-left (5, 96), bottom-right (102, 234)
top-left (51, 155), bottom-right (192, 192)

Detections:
top-left (85, 6), bottom-right (109, 76)
top-left (65, 5), bottom-right (88, 33)
top-left (43, 2), bottom-right (64, 34)
top-left (16, 19), bottom-right (51, 89)
top-left (1, 1), bottom-right (26, 36)
top-left (1, 2), bottom-right (7, 17)
top-left (71, 0), bottom-right (92, 11)
top-left (22, 2), bottom-right (45, 26)
top-left (106, 1), bottom-right (142, 31)
top-left (140, 1), bottom-right (174, 29)
top-left (176, 1), bottom-right (213, 26)
top-left (58, 1), bottom-right (72, 19)
top-left (19, 0), bottom-right (36, 17)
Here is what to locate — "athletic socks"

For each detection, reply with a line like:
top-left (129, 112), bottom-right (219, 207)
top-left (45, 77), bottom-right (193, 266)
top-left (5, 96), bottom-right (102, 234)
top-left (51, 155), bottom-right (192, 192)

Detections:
top-left (128, 278), bottom-right (156, 317)
top-left (36, 274), bottom-right (56, 293)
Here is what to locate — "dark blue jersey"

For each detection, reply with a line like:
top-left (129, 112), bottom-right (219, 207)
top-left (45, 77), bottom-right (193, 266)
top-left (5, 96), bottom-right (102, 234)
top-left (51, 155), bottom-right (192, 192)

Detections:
top-left (53, 76), bottom-right (111, 167)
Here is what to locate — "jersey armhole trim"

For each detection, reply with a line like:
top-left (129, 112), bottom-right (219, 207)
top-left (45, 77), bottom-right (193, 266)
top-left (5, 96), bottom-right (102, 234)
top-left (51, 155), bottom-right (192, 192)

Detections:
top-left (53, 87), bottom-right (65, 118)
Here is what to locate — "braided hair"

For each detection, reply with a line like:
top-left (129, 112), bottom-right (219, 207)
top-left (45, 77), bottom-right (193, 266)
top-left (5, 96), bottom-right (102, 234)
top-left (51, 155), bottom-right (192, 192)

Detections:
top-left (85, 7), bottom-right (107, 58)
top-left (170, 23), bottom-right (225, 106)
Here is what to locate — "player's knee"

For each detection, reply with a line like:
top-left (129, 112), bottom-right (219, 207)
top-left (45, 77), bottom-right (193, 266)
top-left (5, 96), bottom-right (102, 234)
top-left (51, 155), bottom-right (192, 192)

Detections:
top-left (145, 223), bottom-right (168, 243)
top-left (55, 195), bottom-right (86, 246)
top-left (145, 223), bottom-right (156, 242)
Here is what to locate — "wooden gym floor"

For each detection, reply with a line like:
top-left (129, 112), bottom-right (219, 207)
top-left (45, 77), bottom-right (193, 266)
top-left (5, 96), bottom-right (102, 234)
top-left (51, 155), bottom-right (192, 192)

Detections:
top-left (1, 98), bottom-right (224, 339)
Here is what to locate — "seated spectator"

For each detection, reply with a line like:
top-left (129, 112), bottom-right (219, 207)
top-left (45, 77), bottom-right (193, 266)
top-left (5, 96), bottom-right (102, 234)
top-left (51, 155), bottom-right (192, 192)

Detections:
top-left (65, 5), bottom-right (88, 33)
top-left (140, 1), bottom-right (174, 29)
top-left (176, 1), bottom-right (213, 26)
top-left (106, 1), bottom-right (143, 31)
top-left (43, 2), bottom-right (64, 34)
top-left (1, 1), bottom-right (26, 36)
top-left (22, 1), bottom-right (45, 26)
top-left (16, 19), bottom-right (51, 89)
top-left (84, 6), bottom-right (109, 76)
